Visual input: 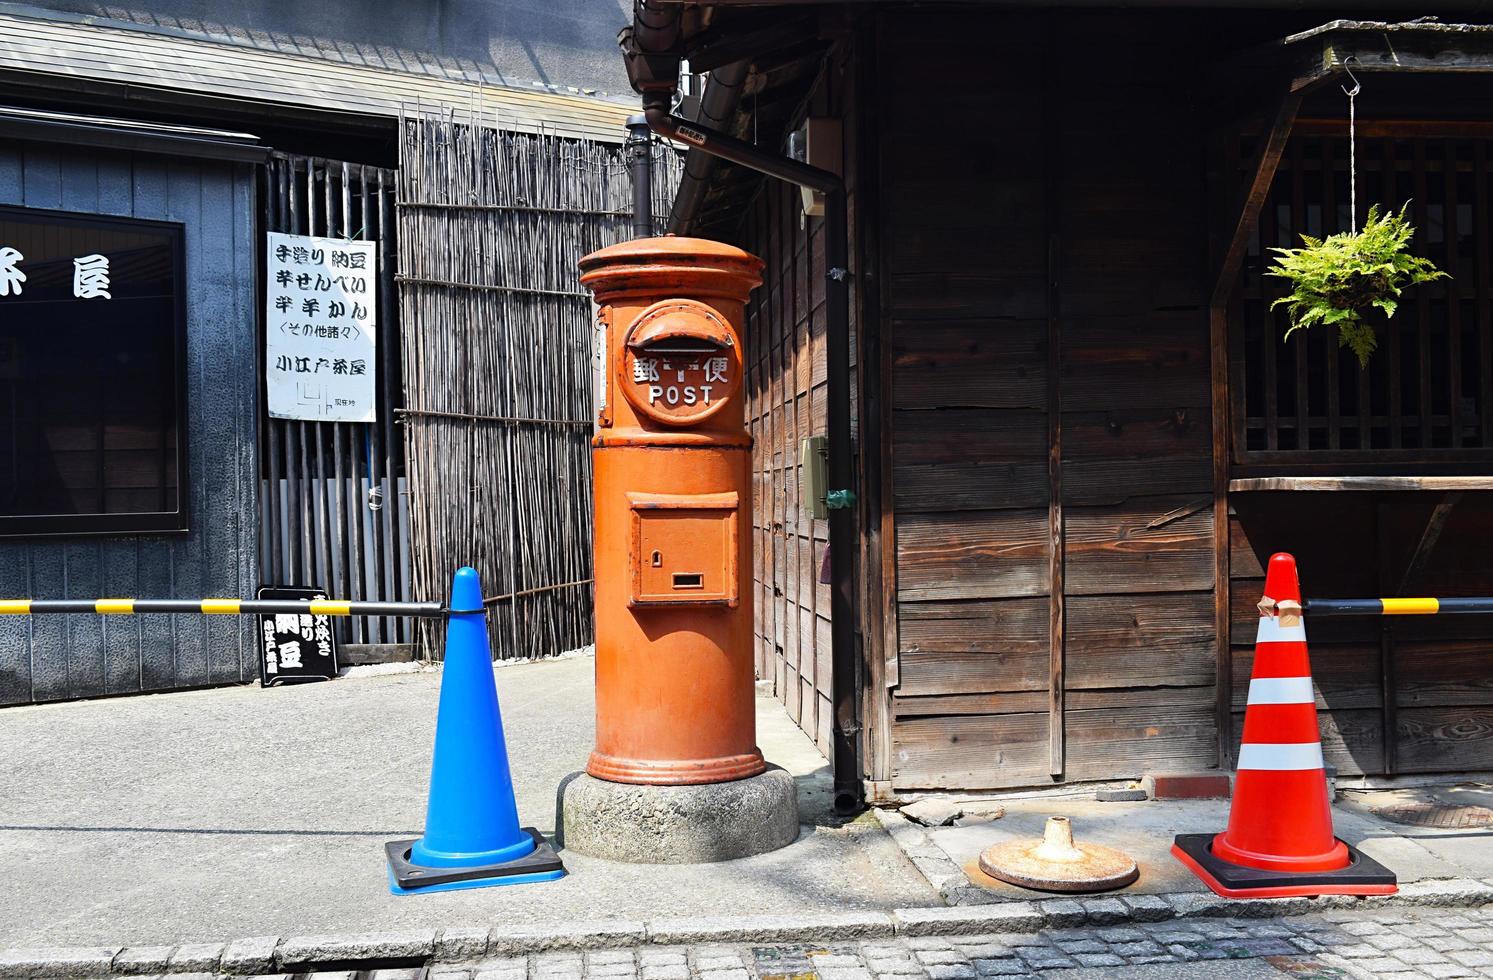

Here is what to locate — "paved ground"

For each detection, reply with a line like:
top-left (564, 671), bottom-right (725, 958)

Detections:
top-left (894, 787), bottom-right (1493, 905)
top-left (0, 655), bottom-right (934, 947)
top-left (431, 905), bottom-right (1492, 980)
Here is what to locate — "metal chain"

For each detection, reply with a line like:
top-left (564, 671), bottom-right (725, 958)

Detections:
top-left (1343, 59), bottom-right (1362, 234)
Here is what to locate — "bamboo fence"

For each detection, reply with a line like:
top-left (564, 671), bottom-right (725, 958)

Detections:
top-left (397, 113), bottom-right (681, 660)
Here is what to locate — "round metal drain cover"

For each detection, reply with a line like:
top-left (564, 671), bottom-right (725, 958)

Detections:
top-left (977, 815), bottom-right (1138, 893)
top-left (1372, 801), bottom-right (1493, 829)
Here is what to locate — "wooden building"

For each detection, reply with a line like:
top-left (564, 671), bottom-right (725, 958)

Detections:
top-left (0, 5), bottom-right (643, 703)
top-left (622, 3), bottom-right (1493, 798)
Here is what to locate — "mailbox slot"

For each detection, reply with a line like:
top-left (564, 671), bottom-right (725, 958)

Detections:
top-left (632, 339), bottom-right (726, 356)
top-left (628, 491), bottom-right (738, 608)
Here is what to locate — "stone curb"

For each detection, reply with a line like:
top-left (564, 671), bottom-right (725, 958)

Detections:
top-left (1, 877), bottom-right (1489, 976)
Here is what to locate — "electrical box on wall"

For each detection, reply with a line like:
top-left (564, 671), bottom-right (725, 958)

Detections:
top-left (800, 435), bottom-right (828, 520)
top-left (788, 118), bottom-right (841, 217)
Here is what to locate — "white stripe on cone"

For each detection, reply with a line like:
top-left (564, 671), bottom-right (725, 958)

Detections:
top-left (1256, 615), bottom-right (1308, 644)
top-left (1246, 676), bottom-right (1316, 705)
top-left (1236, 741), bottom-right (1326, 771)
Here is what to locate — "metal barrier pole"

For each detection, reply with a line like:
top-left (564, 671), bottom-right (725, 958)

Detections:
top-left (0, 599), bottom-right (449, 617)
top-left (1303, 597), bottom-right (1493, 617)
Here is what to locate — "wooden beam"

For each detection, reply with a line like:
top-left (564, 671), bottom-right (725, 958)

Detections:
top-left (1397, 492), bottom-right (1464, 595)
top-left (1211, 91), bottom-right (1302, 311)
top-left (1231, 475), bottom-right (1493, 492)
top-left (1376, 501), bottom-right (1398, 776)
top-left (1208, 125), bottom-right (1232, 772)
top-left (1045, 35), bottom-right (1065, 781)
top-left (1315, 40), bottom-right (1493, 85)
top-left (854, 17), bottom-right (897, 785)
top-left (1209, 303), bottom-right (1233, 771)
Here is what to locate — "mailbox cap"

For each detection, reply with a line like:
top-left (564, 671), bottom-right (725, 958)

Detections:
top-left (579, 236), bottom-right (763, 304)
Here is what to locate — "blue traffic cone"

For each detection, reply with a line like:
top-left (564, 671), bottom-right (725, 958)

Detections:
top-left (385, 567), bottom-right (565, 893)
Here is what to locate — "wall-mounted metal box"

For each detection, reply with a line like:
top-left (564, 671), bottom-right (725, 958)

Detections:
top-left (800, 435), bottom-right (828, 520)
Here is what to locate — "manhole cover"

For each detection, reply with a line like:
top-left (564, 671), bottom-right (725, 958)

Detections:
top-left (1372, 801), bottom-right (1493, 829)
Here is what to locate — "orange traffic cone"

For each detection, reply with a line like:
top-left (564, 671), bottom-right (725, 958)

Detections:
top-left (1172, 552), bottom-right (1396, 898)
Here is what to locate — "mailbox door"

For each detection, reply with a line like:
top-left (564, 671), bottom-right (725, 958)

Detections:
top-left (628, 491), bottom-right (739, 608)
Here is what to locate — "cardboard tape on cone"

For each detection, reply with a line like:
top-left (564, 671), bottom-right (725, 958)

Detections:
top-left (1255, 615), bottom-right (1307, 643)
top-left (1235, 742), bottom-right (1326, 771)
top-left (1247, 677), bottom-right (1316, 705)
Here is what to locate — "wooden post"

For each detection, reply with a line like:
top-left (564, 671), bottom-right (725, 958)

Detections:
top-left (853, 18), bottom-right (897, 786)
top-left (1209, 90), bottom-right (1303, 769)
top-left (1044, 31), bottom-right (1065, 779)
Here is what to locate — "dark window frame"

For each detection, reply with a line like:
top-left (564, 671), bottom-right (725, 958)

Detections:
top-left (0, 204), bottom-right (190, 538)
top-left (1229, 126), bottom-right (1493, 475)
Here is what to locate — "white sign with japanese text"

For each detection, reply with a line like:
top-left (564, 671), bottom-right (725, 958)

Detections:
top-left (265, 232), bottom-right (377, 422)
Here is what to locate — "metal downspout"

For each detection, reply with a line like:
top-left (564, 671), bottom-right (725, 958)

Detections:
top-left (626, 114), bottom-right (654, 239)
top-left (666, 60), bottom-right (749, 234)
top-left (642, 102), bottom-right (862, 815)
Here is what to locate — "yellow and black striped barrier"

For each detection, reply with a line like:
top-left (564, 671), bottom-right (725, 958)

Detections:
top-left (1303, 597), bottom-right (1493, 617)
top-left (0, 598), bottom-right (449, 617)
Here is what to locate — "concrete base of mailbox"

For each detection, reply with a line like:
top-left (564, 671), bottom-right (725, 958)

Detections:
top-left (558, 766), bottom-right (799, 864)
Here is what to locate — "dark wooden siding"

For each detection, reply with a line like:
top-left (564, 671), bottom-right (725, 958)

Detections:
top-left (879, 11), bottom-right (1218, 789)
top-left (741, 45), bottom-right (861, 757)
top-left (735, 8), bottom-right (1493, 790)
top-left (1055, 24), bottom-right (1216, 782)
top-left (1230, 492), bottom-right (1493, 776)
top-left (0, 144), bottom-right (259, 704)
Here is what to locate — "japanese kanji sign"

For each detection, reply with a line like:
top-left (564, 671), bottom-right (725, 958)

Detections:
top-left (265, 232), bottom-right (377, 422)
top-left (257, 586), bottom-right (339, 686)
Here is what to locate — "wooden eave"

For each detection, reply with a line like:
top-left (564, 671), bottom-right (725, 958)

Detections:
top-left (1214, 20), bottom-right (1493, 310)
top-left (1286, 19), bottom-right (1493, 92)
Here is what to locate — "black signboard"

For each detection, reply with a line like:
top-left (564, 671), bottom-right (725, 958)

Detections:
top-left (257, 586), bottom-right (338, 686)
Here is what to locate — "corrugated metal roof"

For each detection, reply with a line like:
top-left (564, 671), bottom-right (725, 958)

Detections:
top-left (0, 10), bottom-right (637, 144)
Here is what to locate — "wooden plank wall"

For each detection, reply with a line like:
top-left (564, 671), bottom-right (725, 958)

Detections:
top-left (1054, 17), bottom-right (1216, 783)
top-left (1231, 493), bottom-right (1493, 776)
top-left (881, 12), bottom-right (1219, 789)
top-left (742, 45), bottom-right (859, 757)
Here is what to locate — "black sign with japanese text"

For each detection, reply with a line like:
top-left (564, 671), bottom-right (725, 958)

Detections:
top-left (257, 586), bottom-right (338, 686)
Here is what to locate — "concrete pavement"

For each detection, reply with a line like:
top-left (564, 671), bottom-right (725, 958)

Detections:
top-left (885, 788), bottom-right (1493, 906)
top-left (0, 654), bottom-right (935, 947)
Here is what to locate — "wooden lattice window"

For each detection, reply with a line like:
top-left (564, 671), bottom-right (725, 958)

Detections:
top-left (1234, 129), bottom-right (1493, 465)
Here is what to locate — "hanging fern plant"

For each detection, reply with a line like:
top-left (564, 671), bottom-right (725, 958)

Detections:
top-left (1267, 202), bottom-right (1447, 368)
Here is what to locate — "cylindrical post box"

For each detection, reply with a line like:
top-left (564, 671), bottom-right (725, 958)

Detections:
top-left (579, 237), bottom-right (764, 786)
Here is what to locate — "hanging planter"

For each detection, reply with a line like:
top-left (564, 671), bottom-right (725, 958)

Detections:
top-left (1267, 202), bottom-right (1447, 368)
top-left (1265, 59), bottom-right (1447, 369)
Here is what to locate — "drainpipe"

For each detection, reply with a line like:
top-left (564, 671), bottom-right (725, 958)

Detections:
top-left (666, 59), bottom-right (749, 234)
top-left (641, 100), bottom-right (862, 815)
top-left (625, 114), bottom-right (654, 239)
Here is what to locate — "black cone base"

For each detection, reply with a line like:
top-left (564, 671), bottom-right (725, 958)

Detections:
top-left (1172, 833), bottom-right (1397, 898)
top-left (386, 827), bottom-right (565, 893)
